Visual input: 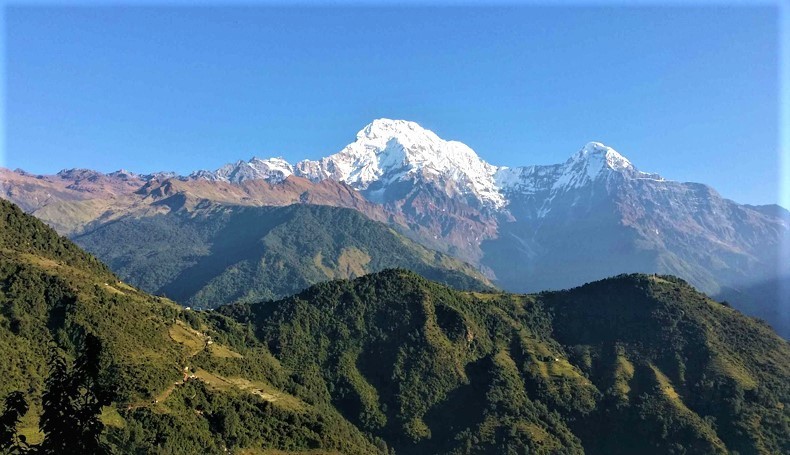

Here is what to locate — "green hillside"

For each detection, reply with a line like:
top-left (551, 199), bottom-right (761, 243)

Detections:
top-left (0, 199), bottom-right (384, 454)
top-left (1, 199), bottom-right (788, 454)
top-left (218, 271), bottom-right (790, 455)
top-left (73, 203), bottom-right (492, 308)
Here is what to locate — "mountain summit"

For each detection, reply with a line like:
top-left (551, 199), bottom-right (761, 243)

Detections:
top-left (560, 141), bottom-right (640, 184)
top-left (185, 124), bottom-right (653, 215)
top-left (190, 119), bottom-right (645, 210)
top-left (494, 140), bottom-right (654, 200)
top-left (294, 119), bottom-right (505, 207)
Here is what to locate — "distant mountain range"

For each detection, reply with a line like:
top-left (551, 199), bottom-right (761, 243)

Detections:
top-left (2, 118), bottom-right (788, 335)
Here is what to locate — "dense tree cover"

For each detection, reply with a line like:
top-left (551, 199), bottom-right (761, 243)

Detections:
top-left (107, 380), bottom-right (386, 454)
top-left (1, 199), bottom-right (788, 454)
top-left (72, 203), bottom-right (491, 308)
top-left (217, 270), bottom-right (790, 454)
top-left (544, 275), bottom-right (790, 454)
top-left (38, 334), bottom-right (111, 454)
top-left (0, 200), bottom-right (110, 277)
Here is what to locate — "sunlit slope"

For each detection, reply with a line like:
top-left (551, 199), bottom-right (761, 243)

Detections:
top-left (0, 199), bottom-right (384, 454)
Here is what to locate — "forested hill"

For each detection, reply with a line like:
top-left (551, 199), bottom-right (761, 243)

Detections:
top-left (0, 198), bottom-right (788, 454)
top-left (0, 198), bottom-right (385, 454)
top-left (0, 198), bottom-right (111, 276)
top-left (219, 269), bottom-right (790, 455)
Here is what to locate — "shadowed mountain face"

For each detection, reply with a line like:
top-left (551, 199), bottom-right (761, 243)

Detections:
top-left (485, 164), bottom-right (790, 338)
top-left (2, 199), bottom-right (787, 454)
top-left (72, 203), bottom-right (492, 308)
top-left (487, 170), bottom-right (788, 293)
top-left (2, 119), bottom-right (787, 334)
top-left (715, 276), bottom-right (790, 339)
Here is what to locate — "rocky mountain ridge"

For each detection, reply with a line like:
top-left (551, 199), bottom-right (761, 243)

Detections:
top-left (2, 118), bottom-right (787, 336)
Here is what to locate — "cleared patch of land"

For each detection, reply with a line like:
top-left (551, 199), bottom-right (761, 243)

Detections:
top-left (193, 369), bottom-right (307, 412)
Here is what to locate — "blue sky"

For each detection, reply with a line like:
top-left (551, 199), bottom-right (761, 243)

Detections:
top-left (3, 2), bottom-right (784, 205)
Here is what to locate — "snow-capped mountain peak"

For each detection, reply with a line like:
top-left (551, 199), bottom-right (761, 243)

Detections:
top-left (296, 118), bottom-right (506, 208)
top-left (548, 142), bottom-right (637, 191)
top-left (189, 156), bottom-right (294, 183)
top-left (356, 118), bottom-right (436, 142)
top-left (494, 142), bottom-right (639, 195)
top-left (184, 121), bottom-right (657, 211)
top-left (570, 142), bottom-right (634, 172)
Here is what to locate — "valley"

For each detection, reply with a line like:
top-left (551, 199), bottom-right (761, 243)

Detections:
top-left (0, 199), bottom-right (787, 454)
